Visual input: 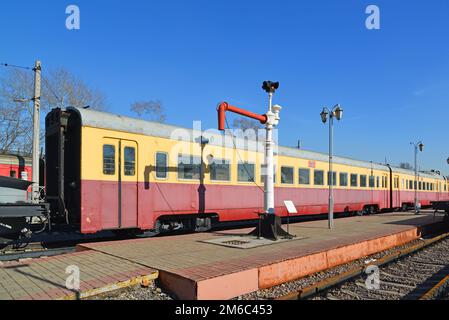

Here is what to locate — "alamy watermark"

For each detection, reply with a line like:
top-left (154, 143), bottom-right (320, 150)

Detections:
top-left (365, 265), bottom-right (380, 290)
top-left (65, 265), bottom-right (80, 291)
top-left (365, 5), bottom-right (380, 30)
top-left (167, 121), bottom-right (279, 173)
top-left (66, 5), bottom-right (80, 30)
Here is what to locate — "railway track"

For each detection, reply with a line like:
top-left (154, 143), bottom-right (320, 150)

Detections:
top-left (0, 228), bottom-right (119, 261)
top-left (0, 246), bottom-right (75, 261)
top-left (276, 232), bottom-right (449, 300)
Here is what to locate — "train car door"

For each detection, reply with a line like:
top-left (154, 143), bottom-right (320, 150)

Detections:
top-left (120, 140), bottom-right (138, 228)
top-left (383, 174), bottom-right (389, 209)
top-left (393, 175), bottom-right (400, 208)
top-left (101, 138), bottom-right (138, 230)
top-left (434, 181), bottom-right (438, 202)
top-left (101, 138), bottom-right (120, 229)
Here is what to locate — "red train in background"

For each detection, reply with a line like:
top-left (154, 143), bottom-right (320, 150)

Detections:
top-left (0, 153), bottom-right (45, 190)
top-left (0, 153), bottom-right (32, 181)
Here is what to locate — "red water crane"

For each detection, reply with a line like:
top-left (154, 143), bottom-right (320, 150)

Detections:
top-left (215, 81), bottom-right (294, 241)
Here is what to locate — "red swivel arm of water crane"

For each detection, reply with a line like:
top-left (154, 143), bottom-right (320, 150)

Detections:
top-left (217, 102), bottom-right (268, 131)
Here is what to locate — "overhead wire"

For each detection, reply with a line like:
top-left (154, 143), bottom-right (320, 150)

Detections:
top-left (225, 117), bottom-right (265, 193)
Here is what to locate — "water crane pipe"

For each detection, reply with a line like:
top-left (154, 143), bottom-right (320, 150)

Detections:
top-left (217, 102), bottom-right (267, 131)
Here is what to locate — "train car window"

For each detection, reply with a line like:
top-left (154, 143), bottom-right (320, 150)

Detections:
top-left (124, 147), bottom-right (136, 176)
top-left (103, 145), bottom-right (116, 175)
top-left (409, 180), bottom-right (413, 190)
top-left (340, 173), bottom-right (348, 187)
top-left (376, 176), bottom-right (380, 188)
top-left (418, 181), bottom-right (422, 190)
top-left (281, 167), bottom-right (294, 184)
top-left (238, 162), bottom-right (255, 182)
top-left (369, 176), bottom-right (375, 188)
top-left (327, 171), bottom-right (337, 186)
top-left (299, 168), bottom-right (310, 185)
top-left (350, 174), bottom-right (358, 187)
top-left (260, 165), bottom-right (276, 184)
top-left (314, 170), bottom-right (324, 186)
top-left (360, 175), bottom-right (367, 188)
top-left (155, 152), bottom-right (168, 179)
top-left (210, 158), bottom-right (230, 181)
top-left (178, 154), bottom-right (201, 180)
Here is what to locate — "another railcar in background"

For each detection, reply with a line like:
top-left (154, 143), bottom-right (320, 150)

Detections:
top-left (44, 107), bottom-right (449, 235)
top-left (0, 153), bottom-right (32, 181)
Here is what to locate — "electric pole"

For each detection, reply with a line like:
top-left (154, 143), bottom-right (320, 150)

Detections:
top-left (32, 60), bottom-right (41, 203)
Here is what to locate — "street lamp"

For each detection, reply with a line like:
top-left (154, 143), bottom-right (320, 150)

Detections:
top-left (320, 104), bottom-right (343, 229)
top-left (410, 141), bottom-right (424, 214)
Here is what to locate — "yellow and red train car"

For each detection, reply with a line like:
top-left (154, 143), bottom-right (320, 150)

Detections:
top-left (44, 107), bottom-right (449, 235)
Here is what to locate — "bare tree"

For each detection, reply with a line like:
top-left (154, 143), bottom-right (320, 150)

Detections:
top-left (232, 118), bottom-right (263, 131)
top-left (0, 67), bottom-right (106, 153)
top-left (399, 162), bottom-right (413, 170)
top-left (130, 100), bottom-right (166, 123)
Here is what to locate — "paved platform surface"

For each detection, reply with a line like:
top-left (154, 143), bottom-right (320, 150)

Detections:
top-left (77, 211), bottom-right (449, 300)
top-left (0, 250), bottom-right (157, 300)
top-left (1, 211), bottom-right (446, 300)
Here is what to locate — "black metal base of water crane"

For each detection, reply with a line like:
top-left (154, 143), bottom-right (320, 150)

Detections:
top-left (249, 213), bottom-right (295, 241)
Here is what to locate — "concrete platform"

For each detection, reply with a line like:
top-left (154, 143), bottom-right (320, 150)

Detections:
top-left (76, 211), bottom-right (449, 300)
top-left (0, 250), bottom-right (157, 300)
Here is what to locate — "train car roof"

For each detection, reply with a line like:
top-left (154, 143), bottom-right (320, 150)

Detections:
top-left (67, 107), bottom-right (445, 180)
top-left (0, 153), bottom-right (32, 166)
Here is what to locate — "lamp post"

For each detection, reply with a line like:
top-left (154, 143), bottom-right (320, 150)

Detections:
top-left (320, 104), bottom-right (343, 229)
top-left (410, 141), bottom-right (424, 214)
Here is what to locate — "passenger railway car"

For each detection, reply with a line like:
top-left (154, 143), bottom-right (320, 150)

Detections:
top-left (0, 153), bottom-right (32, 181)
top-left (44, 107), bottom-right (449, 235)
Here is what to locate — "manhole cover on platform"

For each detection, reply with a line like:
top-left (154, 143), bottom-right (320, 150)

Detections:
top-left (222, 240), bottom-right (251, 246)
top-left (200, 235), bottom-right (307, 249)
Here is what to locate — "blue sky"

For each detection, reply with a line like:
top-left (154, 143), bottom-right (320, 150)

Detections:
top-left (1, 0), bottom-right (448, 174)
